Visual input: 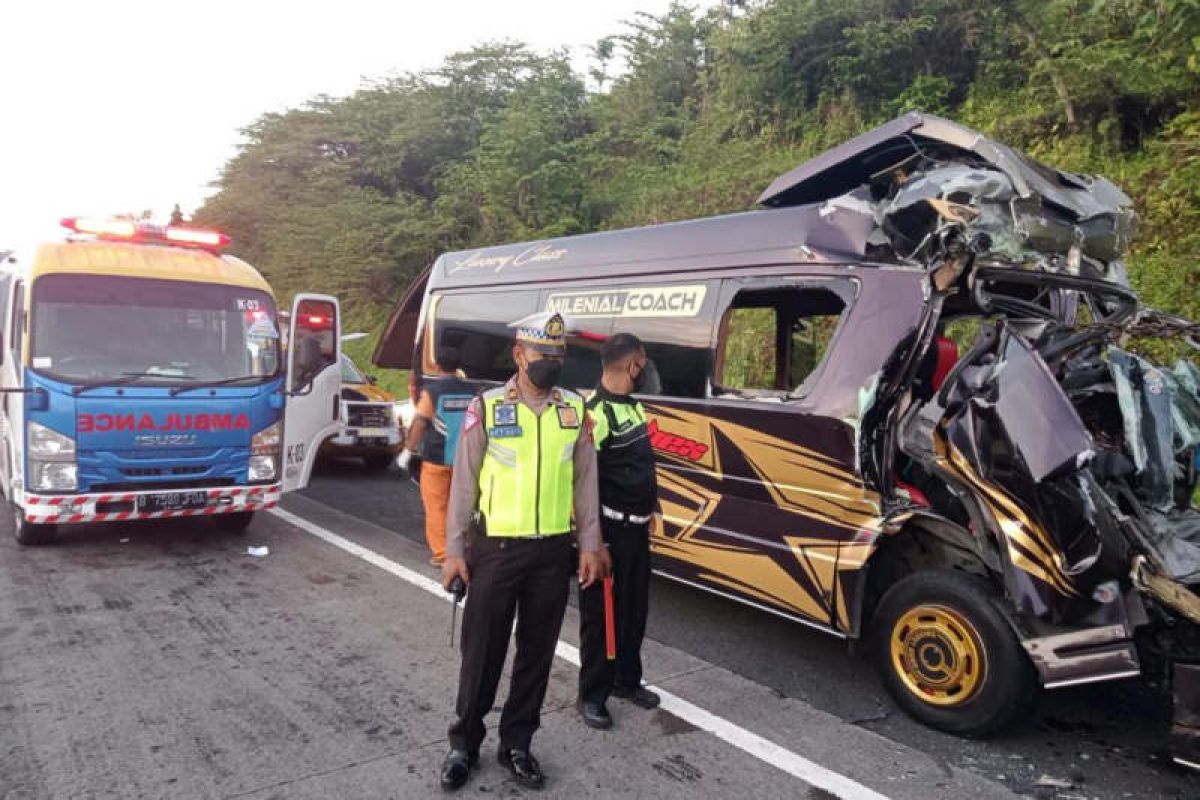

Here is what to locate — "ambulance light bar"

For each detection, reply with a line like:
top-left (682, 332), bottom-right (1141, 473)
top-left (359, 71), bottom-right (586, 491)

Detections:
top-left (60, 217), bottom-right (231, 251)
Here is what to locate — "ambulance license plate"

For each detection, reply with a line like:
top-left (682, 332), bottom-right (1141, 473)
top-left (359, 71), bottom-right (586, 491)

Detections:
top-left (137, 491), bottom-right (208, 512)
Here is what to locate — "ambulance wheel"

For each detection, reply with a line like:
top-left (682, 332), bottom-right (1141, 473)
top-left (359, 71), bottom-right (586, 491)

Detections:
top-left (870, 569), bottom-right (1036, 737)
top-left (215, 511), bottom-right (254, 534)
top-left (11, 505), bottom-right (56, 546)
top-left (363, 454), bottom-right (393, 472)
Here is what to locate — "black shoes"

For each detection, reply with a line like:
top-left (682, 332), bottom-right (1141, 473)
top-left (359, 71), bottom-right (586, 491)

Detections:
top-left (577, 699), bottom-right (613, 730)
top-left (439, 748), bottom-right (478, 791)
top-left (612, 684), bottom-right (661, 709)
top-left (498, 747), bottom-right (545, 789)
top-left (441, 745), bottom-right (545, 790)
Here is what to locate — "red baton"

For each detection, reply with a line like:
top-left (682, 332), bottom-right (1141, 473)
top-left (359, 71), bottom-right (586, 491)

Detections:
top-left (603, 576), bottom-right (616, 661)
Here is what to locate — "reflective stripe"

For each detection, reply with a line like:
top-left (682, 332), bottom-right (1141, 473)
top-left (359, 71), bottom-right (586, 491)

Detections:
top-left (486, 442), bottom-right (518, 467)
top-left (601, 505), bottom-right (652, 524)
top-left (21, 485), bottom-right (281, 525)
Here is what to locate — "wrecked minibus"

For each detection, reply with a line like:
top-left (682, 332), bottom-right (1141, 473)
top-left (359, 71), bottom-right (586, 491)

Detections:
top-left (375, 113), bottom-right (1200, 764)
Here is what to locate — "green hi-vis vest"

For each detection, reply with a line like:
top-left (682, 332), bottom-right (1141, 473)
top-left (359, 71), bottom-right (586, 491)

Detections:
top-left (478, 385), bottom-right (586, 537)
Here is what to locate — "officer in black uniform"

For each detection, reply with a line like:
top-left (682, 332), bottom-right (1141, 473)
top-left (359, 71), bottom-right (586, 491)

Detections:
top-left (577, 333), bottom-right (661, 729)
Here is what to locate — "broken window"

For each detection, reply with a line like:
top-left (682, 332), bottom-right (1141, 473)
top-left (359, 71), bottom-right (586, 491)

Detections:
top-left (716, 286), bottom-right (846, 397)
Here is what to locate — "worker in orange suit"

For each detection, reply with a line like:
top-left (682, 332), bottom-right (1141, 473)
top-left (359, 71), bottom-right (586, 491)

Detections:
top-left (396, 348), bottom-right (478, 566)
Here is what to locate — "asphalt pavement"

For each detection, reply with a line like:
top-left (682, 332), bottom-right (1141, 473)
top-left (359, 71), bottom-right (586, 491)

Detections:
top-left (1, 477), bottom-right (1014, 799)
top-left (1, 456), bottom-right (1197, 799)
top-left (297, 457), bottom-right (1200, 800)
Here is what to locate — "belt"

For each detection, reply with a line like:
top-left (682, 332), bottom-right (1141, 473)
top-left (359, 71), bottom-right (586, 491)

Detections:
top-left (601, 505), bottom-right (652, 525)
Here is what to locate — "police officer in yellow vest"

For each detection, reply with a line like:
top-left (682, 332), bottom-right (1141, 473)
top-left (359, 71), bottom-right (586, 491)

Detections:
top-left (439, 311), bottom-right (610, 792)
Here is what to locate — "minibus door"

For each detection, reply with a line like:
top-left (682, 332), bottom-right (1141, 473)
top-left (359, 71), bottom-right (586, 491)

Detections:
top-left (374, 267), bottom-right (430, 370)
top-left (697, 274), bottom-right (869, 629)
top-left (282, 294), bottom-right (342, 492)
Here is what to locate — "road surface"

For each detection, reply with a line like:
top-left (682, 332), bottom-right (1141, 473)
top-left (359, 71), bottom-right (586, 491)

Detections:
top-left (0, 457), bottom-right (1196, 799)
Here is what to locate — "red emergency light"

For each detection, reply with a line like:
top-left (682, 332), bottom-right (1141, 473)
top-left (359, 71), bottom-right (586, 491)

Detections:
top-left (60, 217), bottom-right (230, 251)
top-left (61, 217), bottom-right (136, 238)
top-left (164, 226), bottom-right (231, 248)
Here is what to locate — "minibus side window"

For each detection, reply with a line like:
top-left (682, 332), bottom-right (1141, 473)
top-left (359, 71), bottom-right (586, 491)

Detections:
top-left (607, 319), bottom-right (711, 399)
top-left (715, 287), bottom-right (846, 397)
top-left (721, 307), bottom-right (781, 390)
top-left (560, 326), bottom-right (613, 392)
top-left (434, 290), bottom-right (540, 382)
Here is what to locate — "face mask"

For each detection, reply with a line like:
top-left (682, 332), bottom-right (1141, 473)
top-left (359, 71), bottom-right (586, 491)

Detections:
top-left (525, 358), bottom-right (562, 390)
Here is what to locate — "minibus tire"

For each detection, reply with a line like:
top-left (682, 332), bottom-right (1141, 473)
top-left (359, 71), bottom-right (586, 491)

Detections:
top-left (214, 511), bottom-right (254, 534)
top-left (363, 454), bottom-right (393, 472)
top-left (11, 505), bottom-right (56, 546)
top-left (870, 569), bottom-right (1036, 737)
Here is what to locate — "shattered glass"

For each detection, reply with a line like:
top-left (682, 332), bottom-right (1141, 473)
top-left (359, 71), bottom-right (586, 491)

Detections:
top-left (1167, 360), bottom-right (1200, 453)
top-left (1147, 510), bottom-right (1200, 583)
top-left (1110, 349), bottom-right (1182, 512)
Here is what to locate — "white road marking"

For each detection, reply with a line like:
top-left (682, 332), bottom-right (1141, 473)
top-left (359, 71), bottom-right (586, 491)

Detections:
top-left (269, 506), bottom-right (892, 800)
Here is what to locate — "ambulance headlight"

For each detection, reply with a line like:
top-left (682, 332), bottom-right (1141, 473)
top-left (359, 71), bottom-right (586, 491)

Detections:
top-left (28, 421), bottom-right (76, 459)
top-left (249, 455), bottom-right (277, 482)
top-left (249, 422), bottom-right (281, 482)
top-left (31, 462), bottom-right (77, 492)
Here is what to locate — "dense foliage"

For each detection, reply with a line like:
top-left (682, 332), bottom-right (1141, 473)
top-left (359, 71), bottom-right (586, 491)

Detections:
top-left (195, 0), bottom-right (1200, 391)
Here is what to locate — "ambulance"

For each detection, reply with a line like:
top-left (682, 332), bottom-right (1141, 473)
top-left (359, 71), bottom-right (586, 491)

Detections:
top-left (375, 113), bottom-right (1200, 762)
top-left (0, 217), bottom-right (342, 544)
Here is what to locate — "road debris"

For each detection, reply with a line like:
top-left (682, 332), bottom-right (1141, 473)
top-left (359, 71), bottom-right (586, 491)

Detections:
top-left (1033, 774), bottom-right (1075, 789)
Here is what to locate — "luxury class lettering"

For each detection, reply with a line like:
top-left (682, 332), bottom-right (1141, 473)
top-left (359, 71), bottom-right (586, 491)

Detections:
top-left (546, 285), bottom-right (707, 318)
top-left (512, 244), bottom-right (567, 266)
top-left (78, 413), bottom-right (253, 433)
top-left (453, 244), bottom-right (567, 272)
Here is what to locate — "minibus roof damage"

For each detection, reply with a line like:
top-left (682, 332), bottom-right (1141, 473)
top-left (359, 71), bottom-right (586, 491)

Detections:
top-left (427, 112), bottom-right (1136, 293)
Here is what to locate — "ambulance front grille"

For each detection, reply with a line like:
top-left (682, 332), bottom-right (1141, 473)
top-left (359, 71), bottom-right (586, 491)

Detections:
top-left (121, 466), bottom-right (209, 478)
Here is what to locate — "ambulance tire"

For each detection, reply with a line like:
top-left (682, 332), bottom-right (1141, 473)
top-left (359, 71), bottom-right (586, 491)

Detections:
top-left (363, 454), bottom-right (393, 472)
top-left (215, 511), bottom-right (254, 534)
top-left (870, 569), bottom-right (1037, 737)
top-left (11, 504), bottom-right (56, 546)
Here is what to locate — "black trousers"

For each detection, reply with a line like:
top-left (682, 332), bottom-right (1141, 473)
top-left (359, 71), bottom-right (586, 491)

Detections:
top-left (448, 534), bottom-right (572, 753)
top-left (578, 518), bottom-right (650, 704)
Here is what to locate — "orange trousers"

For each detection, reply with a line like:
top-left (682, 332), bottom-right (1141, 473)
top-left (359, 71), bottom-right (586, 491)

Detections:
top-left (419, 463), bottom-right (454, 561)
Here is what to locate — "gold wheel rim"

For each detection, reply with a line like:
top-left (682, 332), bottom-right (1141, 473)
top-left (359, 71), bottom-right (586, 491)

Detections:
top-left (890, 604), bottom-right (986, 707)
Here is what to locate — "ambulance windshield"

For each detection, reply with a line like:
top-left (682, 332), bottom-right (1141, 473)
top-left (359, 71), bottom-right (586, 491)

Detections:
top-left (30, 275), bottom-right (281, 386)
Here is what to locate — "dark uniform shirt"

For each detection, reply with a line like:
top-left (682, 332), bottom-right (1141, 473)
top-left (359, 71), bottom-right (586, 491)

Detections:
top-left (587, 385), bottom-right (658, 516)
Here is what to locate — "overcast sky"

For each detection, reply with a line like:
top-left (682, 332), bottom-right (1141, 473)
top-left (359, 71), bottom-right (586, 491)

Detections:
top-left (0, 0), bottom-right (702, 245)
